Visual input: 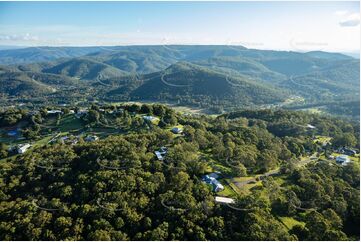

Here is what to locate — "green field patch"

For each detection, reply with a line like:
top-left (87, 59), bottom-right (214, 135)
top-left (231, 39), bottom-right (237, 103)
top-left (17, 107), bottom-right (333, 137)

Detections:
top-left (313, 135), bottom-right (332, 144)
top-left (230, 176), bottom-right (255, 183)
top-left (278, 216), bottom-right (305, 230)
top-left (58, 114), bottom-right (84, 132)
top-left (216, 180), bottom-right (238, 197)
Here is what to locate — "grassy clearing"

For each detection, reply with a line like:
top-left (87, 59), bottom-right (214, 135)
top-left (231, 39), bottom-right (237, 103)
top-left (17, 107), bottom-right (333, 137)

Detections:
top-left (331, 152), bottom-right (360, 162)
top-left (279, 216), bottom-right (305, 230)
top-left (300, 107), bottom-right (323, 114)
top-left (233, 180), bottom-right (263, 195)
top-left (313, 135), bottom-right (332, 144)
top-left (230, 176), bottom-right (254, 183)
top-left (217, 182), bottom-right (237, 197)
top-left (58, 115), bottom-right (83, 131)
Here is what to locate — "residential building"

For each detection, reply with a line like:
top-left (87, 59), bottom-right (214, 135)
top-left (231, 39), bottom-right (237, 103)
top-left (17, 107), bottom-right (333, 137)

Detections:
top-left (336, 155), bottom-right (351, 165)
top-left (202, 174), bottom-right (224, 192)
top-left (17, 143), bottom-right (31, 154)
top-left (155, 146), bottom-right (168, 160)
top-left (208, 172), bottom-right (220, 179)
top-left (171, 127), bottom-right (183, 134)
top-left (143, 116), bottom-right (156, 121)
top-left (155, 151), bottom-right (164, 161)
top-left (339, 147), bottom-right (357, 156)
top-left (84, 135), bottom-right (99, 142)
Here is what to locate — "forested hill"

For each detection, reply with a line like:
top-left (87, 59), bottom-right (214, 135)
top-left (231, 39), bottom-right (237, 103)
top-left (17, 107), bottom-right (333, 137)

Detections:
top-left (0, 104), bottom-right (359, 240)
top-left (0, 45), bottom-right (359, 117)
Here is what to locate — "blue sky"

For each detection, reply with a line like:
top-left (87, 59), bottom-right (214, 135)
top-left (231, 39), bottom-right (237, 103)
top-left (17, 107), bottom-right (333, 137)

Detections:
top-left (0, 1), bottom-right (359, 52)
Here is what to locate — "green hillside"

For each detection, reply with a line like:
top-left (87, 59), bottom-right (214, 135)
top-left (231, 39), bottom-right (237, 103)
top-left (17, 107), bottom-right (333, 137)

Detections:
top-left (43, 57), bottom-right (128, 80)
top-left (128, 62), bottom-right (288, 106)
top-left (0, 71), bottom-right (55, 96)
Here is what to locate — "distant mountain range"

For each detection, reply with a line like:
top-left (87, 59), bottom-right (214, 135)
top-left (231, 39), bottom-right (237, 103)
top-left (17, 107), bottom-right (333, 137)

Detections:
top-left (0, 45), bottom-right (359, 111)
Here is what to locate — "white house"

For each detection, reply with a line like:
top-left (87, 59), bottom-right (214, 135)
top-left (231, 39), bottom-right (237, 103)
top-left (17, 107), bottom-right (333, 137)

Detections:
top-left (336, 155), bottom-right (351, 165)
top-left (215, 196), bottom-right (235, 204)
top-left (17, 143), bottom-right (31, 154)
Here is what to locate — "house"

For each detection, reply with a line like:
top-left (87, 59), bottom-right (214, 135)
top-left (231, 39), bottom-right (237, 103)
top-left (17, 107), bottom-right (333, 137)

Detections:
top-left (171, 127), bottom-right (183, 134)
top-left (47, 110), bottom-right (63, 115)
top-left (336, 155), bottom-right (351, 165)
top-left (155, 146), bottom-right (168, 161)
top-left (84, 135), bottom-right (99, 142)
top-left (17, 143), bottom-right (31, 154)
top-left (208, 172), bottom-right (221, 179)
top-left (202, 175), bottom-right (224, 192)
top-left (76, 109), bottom-right (88, 118)
top-left (215, 196), bottom-right (235, 204)
top-left (155, 151), bottom-right (164, 161)
top-left (59, 136), bottom-right (78, 145)
top-left (60, 136), bottom-right (69, 142)
top-left (339, 147), bottom-right (357, 156)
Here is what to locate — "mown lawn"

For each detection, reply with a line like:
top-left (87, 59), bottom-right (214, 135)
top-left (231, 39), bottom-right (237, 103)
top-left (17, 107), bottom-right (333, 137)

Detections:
top-left (217, 182), bottom-right (237, 197)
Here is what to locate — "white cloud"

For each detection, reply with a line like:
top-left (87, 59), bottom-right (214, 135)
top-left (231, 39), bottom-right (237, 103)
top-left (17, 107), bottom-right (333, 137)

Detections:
top-left (0, 33), bottom-right (39, 41)
top-left (339, 13), bottom-right (360, 27)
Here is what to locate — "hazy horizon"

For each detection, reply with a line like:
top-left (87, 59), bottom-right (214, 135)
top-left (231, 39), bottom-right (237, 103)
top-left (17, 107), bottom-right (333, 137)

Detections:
top-left (0, 1), bottom-right (359, 52)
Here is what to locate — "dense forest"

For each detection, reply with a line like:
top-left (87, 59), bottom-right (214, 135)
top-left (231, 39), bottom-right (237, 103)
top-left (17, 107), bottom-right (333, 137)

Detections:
top-left (0, 104), bottom-right (359, 240)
